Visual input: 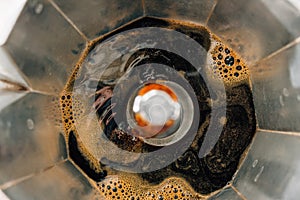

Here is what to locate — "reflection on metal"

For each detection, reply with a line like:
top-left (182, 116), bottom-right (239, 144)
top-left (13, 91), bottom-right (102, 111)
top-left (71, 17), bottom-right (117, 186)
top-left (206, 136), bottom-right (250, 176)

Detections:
top-left (0, 77), bottom-right (28, 92)
top-left (289, 40), bottom-right (300, 88)
top-left (0, 47), bottom-right (29, 111)
top-left (0, 48), bottom-right (29, 87)
top-left (254, 166), bottom-right (264, 182)
top-left (0, 0), bottom-right (26, 45)
top-left (132, 84), bottom-right (181, 138)
top-left (0, 190), bottom-right (9, 200)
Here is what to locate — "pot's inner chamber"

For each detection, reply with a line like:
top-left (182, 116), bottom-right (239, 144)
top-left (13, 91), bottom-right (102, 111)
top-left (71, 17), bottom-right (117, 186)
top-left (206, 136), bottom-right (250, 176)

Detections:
top-left (60, 17), bottom-right (256, 199)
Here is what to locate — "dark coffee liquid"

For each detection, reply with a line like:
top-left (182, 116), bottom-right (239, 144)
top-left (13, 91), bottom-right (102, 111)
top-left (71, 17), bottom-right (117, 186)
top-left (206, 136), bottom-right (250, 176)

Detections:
top-left (60, 17), bottom-right (256, 199)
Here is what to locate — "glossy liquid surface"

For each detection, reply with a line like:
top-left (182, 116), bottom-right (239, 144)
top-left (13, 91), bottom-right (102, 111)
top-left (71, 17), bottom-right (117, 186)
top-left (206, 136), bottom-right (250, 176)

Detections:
top-left (60, 17), bottom-right (256, 199)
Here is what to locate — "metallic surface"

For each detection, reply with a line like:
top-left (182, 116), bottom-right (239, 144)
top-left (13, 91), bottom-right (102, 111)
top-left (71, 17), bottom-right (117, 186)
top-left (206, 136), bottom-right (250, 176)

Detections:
top-left (1, 0), bottom-right (300, 199)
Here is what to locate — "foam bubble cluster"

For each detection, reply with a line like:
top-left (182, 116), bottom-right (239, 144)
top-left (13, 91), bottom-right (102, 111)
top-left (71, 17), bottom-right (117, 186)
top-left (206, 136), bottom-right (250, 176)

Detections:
top-left (97, 175), bottom-right (203, 200)
top-left (60, 89), bottom-right (204, 199)
top-left (60, 91), bottom-right (104, 174)
top-left (60, 92), bottom-right (85, 131)
top-left (44, 96), bottom-right (63, 128)
top-left (208, 36), bottom-right (249, 86)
